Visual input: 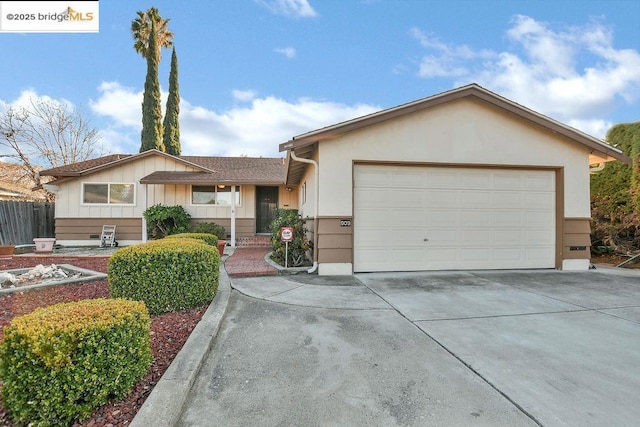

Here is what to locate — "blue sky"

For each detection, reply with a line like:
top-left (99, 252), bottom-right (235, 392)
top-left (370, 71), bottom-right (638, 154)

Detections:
top-left (1, 0), bottom-right (639, 159)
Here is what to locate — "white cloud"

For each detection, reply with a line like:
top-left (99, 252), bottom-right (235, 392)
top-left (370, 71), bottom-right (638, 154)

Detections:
top-left (275, 46), bottom-right (297, 59)
top-left (410, 16), bottom-right (640, 138)
top-left (255, 0), bottom-right (318, 18)
top-left (232, 89), bottom-right (257, 102)
top-left (90, 81), bottom-right (142, 128)
top-left (90, 83), bottom-right (379, 157)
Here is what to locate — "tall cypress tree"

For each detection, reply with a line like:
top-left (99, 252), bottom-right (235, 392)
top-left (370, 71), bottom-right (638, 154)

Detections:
top-left (140, 20), bottom-right (164, 153)
top-left (163, 47), bottom-right (181, 155)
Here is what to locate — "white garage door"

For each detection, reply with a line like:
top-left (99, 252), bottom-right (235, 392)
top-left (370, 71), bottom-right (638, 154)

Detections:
top-left (353, 165), bottom-right (556, 272)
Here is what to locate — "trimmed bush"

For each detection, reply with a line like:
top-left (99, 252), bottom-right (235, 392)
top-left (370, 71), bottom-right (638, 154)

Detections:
top-left (108, 238), bottom-right (220, 315)
top-left (143, 204), bottom-right (192, 239)
top-left (0, 298), bottom-right (152, 426)
top-left (165, 232), bottom-right (218, 247)
top-left (193, 222), bottom-right (227, 240)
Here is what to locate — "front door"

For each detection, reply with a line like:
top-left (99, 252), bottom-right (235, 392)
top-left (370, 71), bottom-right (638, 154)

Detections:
top-left (256, 186), bottom-right (279, 234)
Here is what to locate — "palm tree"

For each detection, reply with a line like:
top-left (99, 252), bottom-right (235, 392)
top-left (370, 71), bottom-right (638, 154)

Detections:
top-left (131, 7), bottom-right (173, 62)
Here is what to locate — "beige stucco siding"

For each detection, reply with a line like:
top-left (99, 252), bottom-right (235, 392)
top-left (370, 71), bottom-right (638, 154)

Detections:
top-left (317, 98), bottom-right (590, 218)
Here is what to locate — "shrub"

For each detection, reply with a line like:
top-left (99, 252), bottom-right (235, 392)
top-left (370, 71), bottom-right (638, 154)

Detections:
top-left (143, 204), bottom-right (192, 239)
top-left (270, 209), bottom-right (312, 267)
top-left (193, 222), bottom-right (227, 240)
top-left (166, 232), bottom-right (218, 247)
top-left (108, 238), bottom-right (220, 315)
top-left (0, 298), bottom-right (152, 426)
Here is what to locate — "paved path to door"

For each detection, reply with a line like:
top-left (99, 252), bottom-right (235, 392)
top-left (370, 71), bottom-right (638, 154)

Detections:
top-left (179, 268), bottom-right (640, 426)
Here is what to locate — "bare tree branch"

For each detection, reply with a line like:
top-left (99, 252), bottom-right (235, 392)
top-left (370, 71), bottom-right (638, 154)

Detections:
top-left (0, 98), bottom-right (106, 201)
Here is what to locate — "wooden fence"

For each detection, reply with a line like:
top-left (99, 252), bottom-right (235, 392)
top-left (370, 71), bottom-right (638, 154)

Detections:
top-left (0, 201), bottom-right (55, 245)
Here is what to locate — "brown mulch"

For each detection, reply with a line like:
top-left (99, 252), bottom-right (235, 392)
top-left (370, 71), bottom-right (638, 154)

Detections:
top-left (0, 256), bottom-right (207, 426)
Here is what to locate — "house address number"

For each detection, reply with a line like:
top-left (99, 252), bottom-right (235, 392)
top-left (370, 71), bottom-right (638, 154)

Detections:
top-left (340, 220), bottom-right (352, 227)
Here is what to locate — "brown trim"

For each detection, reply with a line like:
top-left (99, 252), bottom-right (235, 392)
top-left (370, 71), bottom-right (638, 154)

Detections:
top-left (563, 218), bottom-right (591, 260)
top-left (56, 218), bottom-right (142, 241)
top-left (353, 160), bottom-right (562, 170)
top-left (555, 168), bottom-right (564, 269)
top-left (316, 217), bottom-right (353, 264)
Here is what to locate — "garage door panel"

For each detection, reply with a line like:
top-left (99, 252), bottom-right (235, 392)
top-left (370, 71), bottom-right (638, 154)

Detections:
top-left (460, 247), bottom-right (491, 262)
top-left (427, 212), bottom-right (460, 227)
top-left (525, 211), bottom-right (554, 227)
top-left (524, 192), bottom-right (555, 208)
top-left (354, 165), bottom-right (555, 272)
top-left (493, 192), bottom-right (523, 208)
top-left (494, 174), bottom-right (524, 190)
top-left (358, 209), bottom-right (393, 227)
top-left (355, 188), bottom-right (390, 206)
top-left (494, 229), bottom-right (523, 244)
top-left (392, 169), bottom-right (426, 187)
top-left (390, 190), bottom-right (425, 207)
top-left (524, 229), bottom-right (555, 245)
top-left (460, 190), bottom-right (494, 207)
top-left (392, 229), bottom-right (427, 246)
top-left (393, 209), bottom-right (427, 226)
top-left (460, 172), bottom-right (492, 188)
top-left (425, 189), bottom-right (458, 207)
top-left (525, 173), bottom-right (554, 190)
top-left (460, 211), bottom-right (493, 227)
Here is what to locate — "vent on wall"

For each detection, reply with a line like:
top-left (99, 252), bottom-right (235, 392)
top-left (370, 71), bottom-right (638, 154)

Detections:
top-left (90, 234), bottom-right (100, 239)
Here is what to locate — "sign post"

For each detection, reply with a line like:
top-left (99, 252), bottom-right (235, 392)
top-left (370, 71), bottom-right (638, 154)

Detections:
top-left (280, 227), bottom-right (294, 268)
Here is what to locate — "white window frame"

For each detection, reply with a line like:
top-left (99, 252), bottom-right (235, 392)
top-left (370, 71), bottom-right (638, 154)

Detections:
top-left (191, 185), bottom-right (241, 206)
top-left (81, 182), bottom-right (136, 206)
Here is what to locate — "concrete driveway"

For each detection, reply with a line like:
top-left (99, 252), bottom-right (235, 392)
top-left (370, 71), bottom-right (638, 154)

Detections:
top-left (179, 268), bottom-right (640, 426)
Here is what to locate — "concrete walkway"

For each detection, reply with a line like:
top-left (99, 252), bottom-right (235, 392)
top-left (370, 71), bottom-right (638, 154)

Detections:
top-left (133, 263), bottom-right (640, 426)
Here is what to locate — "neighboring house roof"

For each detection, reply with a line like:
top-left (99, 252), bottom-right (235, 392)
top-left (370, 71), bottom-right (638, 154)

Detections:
top-left (40, 149), bottom-right (287, 185)
top-left (0, 161), bottom-right (48, 201)
top-left (0, 186), bottom-right (29, 200)
top-left (279, 83), bottom-right (631, 184)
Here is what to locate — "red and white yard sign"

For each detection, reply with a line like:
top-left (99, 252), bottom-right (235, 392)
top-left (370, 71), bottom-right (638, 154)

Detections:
top-left (280, 227), bottom-right (294, 242)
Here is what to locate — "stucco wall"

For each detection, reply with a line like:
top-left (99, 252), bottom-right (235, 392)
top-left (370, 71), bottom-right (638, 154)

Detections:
top-left (317, 98), bottom-right (590, 218)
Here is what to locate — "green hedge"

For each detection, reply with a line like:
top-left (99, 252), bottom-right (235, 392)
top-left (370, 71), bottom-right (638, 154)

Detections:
top-left (0, 298), bottom-right (152, 426)
top-left (165, 232), bottom-right (218, 246)
top-left (108, 238), bottom-right (220, 315)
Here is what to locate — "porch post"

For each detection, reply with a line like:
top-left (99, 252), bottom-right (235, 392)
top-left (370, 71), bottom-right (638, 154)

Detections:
top-left (142, 183), bottom-right (148, 242)
top-left (231, 185), bottom-right (236, 247)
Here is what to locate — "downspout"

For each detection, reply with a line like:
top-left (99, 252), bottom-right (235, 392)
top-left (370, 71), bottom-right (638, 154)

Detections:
top-left (290, 149), bottom-right (319, 274)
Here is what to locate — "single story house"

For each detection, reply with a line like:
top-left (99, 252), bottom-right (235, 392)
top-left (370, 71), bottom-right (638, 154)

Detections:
top-left (40, 152), bottom-right (298, 246)
top-left (279, 83), bottom-right (629, 275)
top-left (41, 83), bottom-right (629, 275)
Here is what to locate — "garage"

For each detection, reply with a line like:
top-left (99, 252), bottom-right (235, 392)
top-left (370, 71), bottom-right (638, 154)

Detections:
top-left (281, 84), bottom-right (629, 275)
top-left (353, 164), bottom-right (556, 272)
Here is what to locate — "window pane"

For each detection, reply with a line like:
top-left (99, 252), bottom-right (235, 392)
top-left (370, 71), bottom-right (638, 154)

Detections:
top-left (84, 184), bottom-right (108, 203)
top-left (193, 186), bottom-right (216, 204)
top-left (216, 185), bottom-right (240, 205)
top-left (216, 185), bottom-right (231, 205)
top-left (110, 184), bottom-right (134, 204)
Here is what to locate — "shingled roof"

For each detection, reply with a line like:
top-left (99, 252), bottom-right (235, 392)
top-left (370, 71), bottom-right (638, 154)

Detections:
top-left (40, 150), bottom-right (286, 185)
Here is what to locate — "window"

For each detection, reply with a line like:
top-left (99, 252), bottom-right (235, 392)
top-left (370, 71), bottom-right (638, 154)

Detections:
top-left (302, 181), bottom-right (307, 204)
top-left (83, 183), bottom-right (135, 205)
top-left (192, 185), bottom-right (240, 205)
